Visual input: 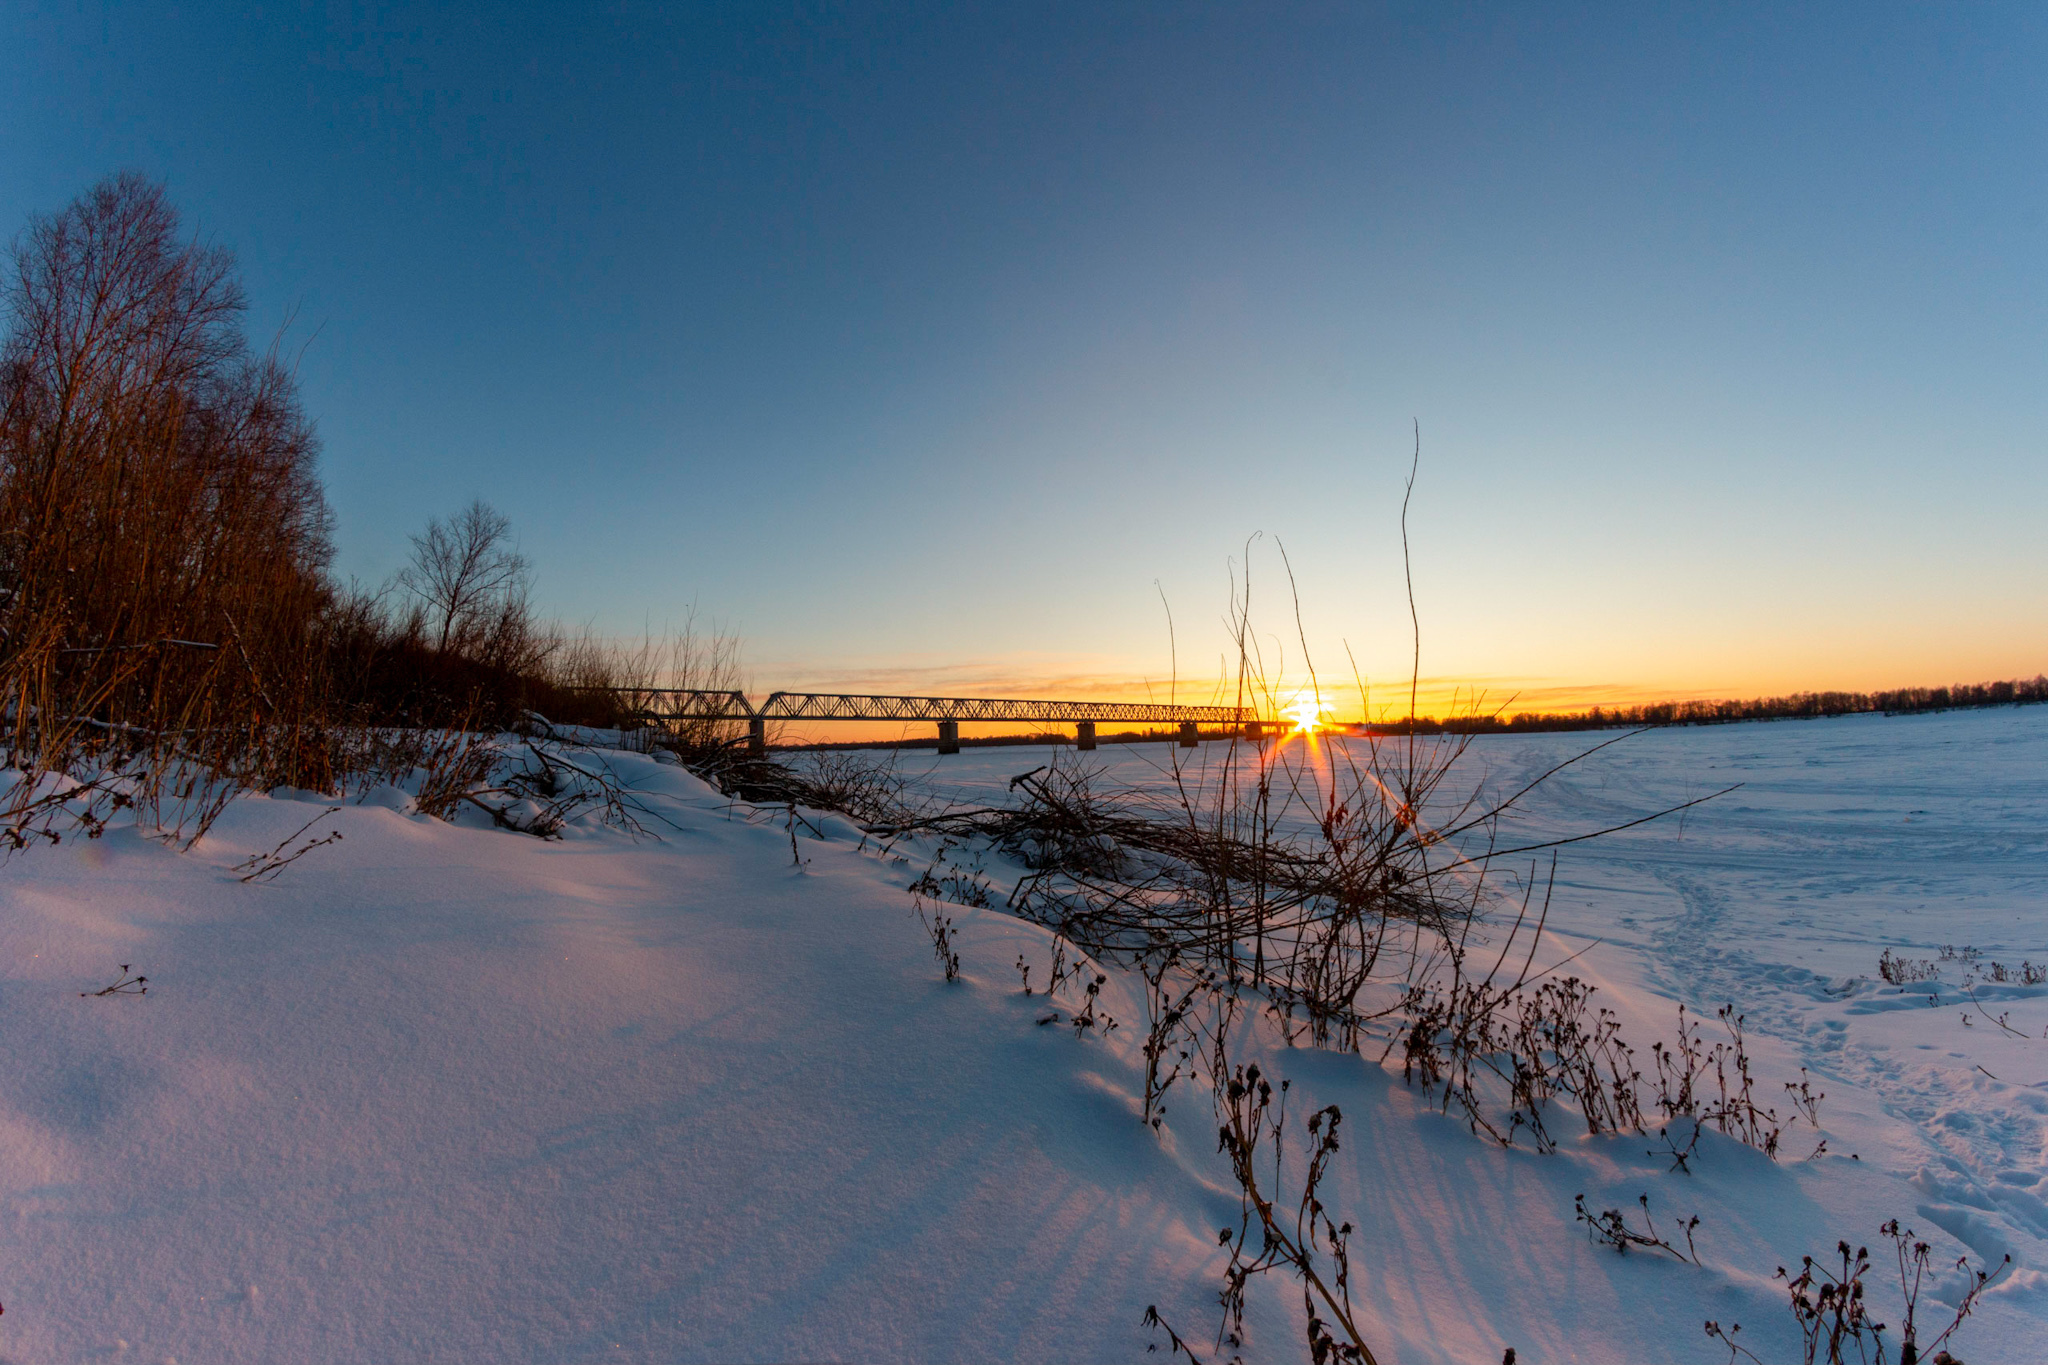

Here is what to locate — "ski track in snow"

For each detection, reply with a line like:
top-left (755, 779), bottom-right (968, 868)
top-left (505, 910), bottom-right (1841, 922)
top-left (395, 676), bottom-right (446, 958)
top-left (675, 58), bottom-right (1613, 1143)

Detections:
top-left (1484, 713), bottom-right (2048, 1274)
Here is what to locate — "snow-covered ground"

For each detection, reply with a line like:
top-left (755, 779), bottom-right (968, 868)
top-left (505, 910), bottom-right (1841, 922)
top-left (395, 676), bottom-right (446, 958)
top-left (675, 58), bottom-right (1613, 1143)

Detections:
top-left (2, 706), bottom-right (2044, 1362)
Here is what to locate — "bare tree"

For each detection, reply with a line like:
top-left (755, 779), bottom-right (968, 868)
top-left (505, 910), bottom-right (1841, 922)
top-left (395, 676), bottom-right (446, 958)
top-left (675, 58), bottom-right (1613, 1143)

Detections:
top-left (0, 171), bottom-right (338, 839)
top-left (395, 499), bottom-right (532, 655)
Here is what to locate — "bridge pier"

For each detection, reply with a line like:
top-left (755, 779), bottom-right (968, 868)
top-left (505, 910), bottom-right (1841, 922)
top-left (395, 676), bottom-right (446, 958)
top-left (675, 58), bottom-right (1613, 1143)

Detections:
top-left (1178, 721), bottom-right (1198, 748)
top-left (1245, 721), bottom-right (1263, 743)
top-left (747, 717), bottom-right (766, 757)
top-left (1076, 720), bottom-right (1097, 751)
top-left (937, 720), bottom-right (960, 755)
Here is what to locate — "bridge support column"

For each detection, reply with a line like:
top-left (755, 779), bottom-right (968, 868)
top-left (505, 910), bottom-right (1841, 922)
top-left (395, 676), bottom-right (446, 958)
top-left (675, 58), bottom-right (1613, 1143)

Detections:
top-left (1076, 720), bottom-right (1097, 751)
top-left (937, 720), bottom-right (960, 755)
top-left (1178, 721), bottom-right (1198, 748)
top-left (1245, 721), bottom-right (1263, 744)
top-left (747, 717), bottom-right (766, 757)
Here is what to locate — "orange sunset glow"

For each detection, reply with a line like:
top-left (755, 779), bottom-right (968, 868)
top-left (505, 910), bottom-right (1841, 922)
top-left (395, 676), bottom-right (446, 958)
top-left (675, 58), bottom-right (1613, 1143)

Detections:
top-left (1284, 693), bottom-right (1332, 734)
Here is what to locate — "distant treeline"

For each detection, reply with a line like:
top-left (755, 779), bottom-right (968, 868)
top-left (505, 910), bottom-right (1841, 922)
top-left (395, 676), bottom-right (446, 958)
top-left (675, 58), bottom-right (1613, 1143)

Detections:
top-left (1367, 675), bottom-right (2048, 735)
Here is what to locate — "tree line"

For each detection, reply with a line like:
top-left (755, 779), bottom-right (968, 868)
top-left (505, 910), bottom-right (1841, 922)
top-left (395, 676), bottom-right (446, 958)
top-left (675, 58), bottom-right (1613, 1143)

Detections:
top-left (1370, 676), bottom-right (2048, 735)
top-left (0, 173), bottom-right (690, 840)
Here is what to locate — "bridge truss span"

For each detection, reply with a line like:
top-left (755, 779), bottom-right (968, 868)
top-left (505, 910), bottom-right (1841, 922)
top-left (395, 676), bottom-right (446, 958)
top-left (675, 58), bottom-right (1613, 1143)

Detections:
top-left (575, 686), bottom-right (1280, 755)
top-left (599, 688), bottom-right (754, 721)
top-left (754, 692), bottom-right (1252, 725)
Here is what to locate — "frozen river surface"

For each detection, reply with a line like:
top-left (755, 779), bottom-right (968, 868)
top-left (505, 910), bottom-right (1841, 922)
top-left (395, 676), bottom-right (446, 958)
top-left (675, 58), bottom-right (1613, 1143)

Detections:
top-left (891, 705), bottom-right (2048, 1283)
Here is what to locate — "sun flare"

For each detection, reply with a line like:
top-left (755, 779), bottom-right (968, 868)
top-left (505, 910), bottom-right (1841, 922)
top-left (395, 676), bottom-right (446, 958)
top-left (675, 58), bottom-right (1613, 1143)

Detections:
top-left (1284, 694), bottom-right (1330, 734)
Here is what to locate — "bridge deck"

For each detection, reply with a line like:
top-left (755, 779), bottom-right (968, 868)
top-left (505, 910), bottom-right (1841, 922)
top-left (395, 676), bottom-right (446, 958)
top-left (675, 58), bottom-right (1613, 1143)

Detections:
top-left (584, 688), bottom-right (1260, 725)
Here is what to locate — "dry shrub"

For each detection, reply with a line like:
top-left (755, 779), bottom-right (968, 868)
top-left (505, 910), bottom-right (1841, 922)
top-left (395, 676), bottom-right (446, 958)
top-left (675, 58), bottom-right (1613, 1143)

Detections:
top-left (685, 744), bottom-right (941, 835)
top-left (1708, 1220), bottom-right (2008, 1365)
top-left (1210, 1063), bottom-right (1378, 1364)
top-left (779, 749), bottom-right (927, 828)
top-left (465, 735), bottom-right (659, 838)
top-left (1878, 948), bottom-right (1939, 985)
top-left (531, 613), bottom-right (746, 750)
top-left (408, 730), bottom-right (500, 821)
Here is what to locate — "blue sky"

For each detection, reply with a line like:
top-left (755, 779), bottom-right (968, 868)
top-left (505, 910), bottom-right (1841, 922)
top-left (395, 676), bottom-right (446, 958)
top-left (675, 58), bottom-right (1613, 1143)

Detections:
top-left (6, 2), bottom-right (2044, 710)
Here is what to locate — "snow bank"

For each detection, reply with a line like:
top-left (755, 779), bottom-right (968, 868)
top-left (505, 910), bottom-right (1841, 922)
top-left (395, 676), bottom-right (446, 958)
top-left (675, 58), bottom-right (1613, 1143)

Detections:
top-left (0, 709), bottom-right (2042, 1362)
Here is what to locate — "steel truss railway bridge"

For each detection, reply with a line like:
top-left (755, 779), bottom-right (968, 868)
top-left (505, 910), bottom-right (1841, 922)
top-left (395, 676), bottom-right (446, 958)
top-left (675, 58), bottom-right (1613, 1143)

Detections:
top-left (585, 688), bottom-right (1289, 755)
